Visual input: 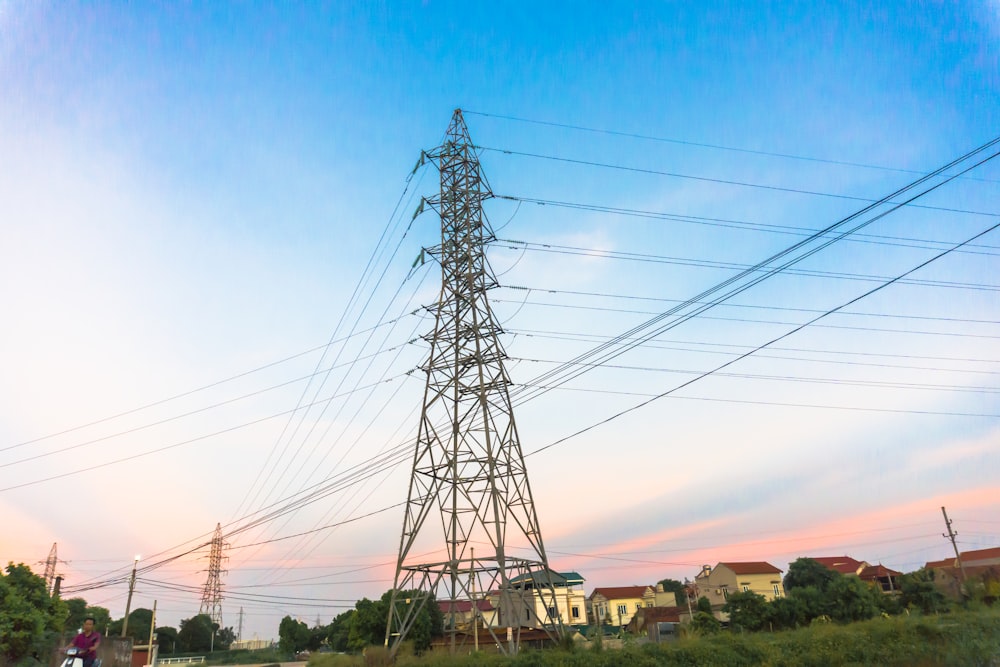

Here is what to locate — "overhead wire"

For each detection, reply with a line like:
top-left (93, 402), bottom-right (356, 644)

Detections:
top-left (462, 109), bottom-right (1000, 185)
top-left (528, 201), bottom-right (1000, 458)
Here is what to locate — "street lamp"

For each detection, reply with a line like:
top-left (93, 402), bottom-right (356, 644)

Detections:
top-left (121, 555), bottom-right (141, 638)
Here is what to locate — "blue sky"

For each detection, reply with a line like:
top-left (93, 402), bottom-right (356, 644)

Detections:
top-left (2, 0), bottom-right (998, 639)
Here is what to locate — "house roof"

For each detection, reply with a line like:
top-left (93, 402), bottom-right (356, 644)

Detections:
top-left (926, 546), bottom-right (1000, 570)
top-left (809, 556), bottom-right (866, 575)
top-left (509, 570), bottom-right (585, 587)
top-left (717, 561), bottom-right (782, 575)
top-left (633, 606), bottom-right (683, 624)
top-left (859, 564), bottom-right (901, 578)
top-left (960, 546), bottom-right (1000, 564)
top-left (589, 586), bottom-right (650, 600)
top-left (438, 599), bottom-right (495, 613)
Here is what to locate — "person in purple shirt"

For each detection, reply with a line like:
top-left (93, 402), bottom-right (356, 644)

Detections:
top-left (66, 617), bottom-right (101, 667)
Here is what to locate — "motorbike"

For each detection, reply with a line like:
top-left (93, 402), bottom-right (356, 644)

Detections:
top-left (61, 647), bottom-right (101, 667)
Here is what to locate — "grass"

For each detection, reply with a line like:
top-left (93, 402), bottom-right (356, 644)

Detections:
top-left (306, 608), bottom-right (1000, 667)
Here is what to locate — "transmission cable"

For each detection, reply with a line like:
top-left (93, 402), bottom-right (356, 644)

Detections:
top-left (528, 211), bottom-right (1000, 458)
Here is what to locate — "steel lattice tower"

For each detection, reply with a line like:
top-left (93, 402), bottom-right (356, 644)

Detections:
top-left (42, 543), bottom-right (58, 594)
top-left (199, 523), bottom-right (227, 626)
top-left (385, 110), bottom-right (562, 656)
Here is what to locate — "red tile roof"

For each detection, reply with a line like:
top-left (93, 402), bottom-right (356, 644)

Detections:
top-left (859, 564), bottom-right (901, 578)
top-left (634, 606), bottom-right (683, 624)
top-left (718, 561), bottom-right (782, 575)
top-left (961, 547), bottom-right (1000, 564)
top-left (809, 556), bottom-right (866, 575)
top-left (589, 586), bottom-right (649, 600)
top-left (926, 546), bottom-right (1000, 570)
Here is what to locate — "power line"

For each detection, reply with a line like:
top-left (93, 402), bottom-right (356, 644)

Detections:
top-left (463, 110), bottom-right (1000, 185)
top-left (478, 145), bottom-right (1000, 218)
top-left (494, 286), bottom-right (1000, 325)
top-left (492, 241), bottom-right (1000, 291)
top-left (496, 299), bottom-right (1000, 340)
top-left (528, 204), bottom-right (1000, 458)
top-left (495, 194), bottom-right (1000, 256)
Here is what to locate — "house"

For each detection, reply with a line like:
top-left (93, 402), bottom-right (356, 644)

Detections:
top-left (926, 546), bottom-right (1000, 571)
top-left (809, 555), bottom-right (901, 592)
top-left (439, 598), bottom-right (497, 630)
top-left (809, 556), bottom-right (869, 576)
top-left (490, 570), bottom-right (586, 629)
top-left (925, 546), bottom-right (1000, 599)
top-left (693, 562), bottom-right (784, 608)
top-left (625, 605), bottom-right (684, 636)
top-left (642, 582), bottom-right (685, 608)
top-left (858, 564), bottom-right (902, 592)
top-left (588, 586), bottom-right (649, 627)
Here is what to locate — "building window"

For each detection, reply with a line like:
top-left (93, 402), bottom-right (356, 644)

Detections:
top-left (571, 607), bottom-right (580, 619)
top-left (722, 588), bottom-right (729, 600)
top-left (647, 602), bottom-right (653, 607)
top-left (525, 607), bottom-right (531, 619)
top-left (548, 606), bottom-right (557, 619)
top-left (742, 585), bottom-right (750, 593)
top-left (773, 584), bottom-right (781, 597)
top-left (617, 604), bottom-right (628, 617)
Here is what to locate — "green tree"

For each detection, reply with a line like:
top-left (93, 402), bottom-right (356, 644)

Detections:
top-left (64, 598), bottom-right (89, 636)
top-left (784, 558), bottom-right (839, 593)
top-left (0, 563), bottom-right (66, 664)
top-left (787, 585), bottom-right (832, 622)
top-left (326, 610), bottom-right (353, 652)
top-left (899, 568), bottom-right (948, 614)
top-left (689, 611), bottom-right (720, 635)
top-left (827, 576), bottom-right (880, 623)
top-left (178, 614), bottom-right (214, 652)
top-left (721, 590), bottom-right (768, 632)
top-left (109, 608), bottom-right (154, 643)
top-left (656, 578), bottom-right (687, 607)
top-left (384, 590), bottom-right (442, 653)
top-left (764, 595), bottom-right (806, 630)
top-left (155, 627), bottom-right (179, 654)
top-left (346, 599), bottom-right (385, 652)
top-left (215, 627), bottom-right (236, 651)
top-left (696, 596), bottom-right (713, 614)
top-left (278, 616), bottom-right (310, 654)
top-left (85, 607), bottom-right (111, 636)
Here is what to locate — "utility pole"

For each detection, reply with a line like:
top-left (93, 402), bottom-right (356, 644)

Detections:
top-left (237, 607), bottom-right (244, 642)
top-left (384, 109), bottom-right (562, 657)
top-left (121, 555), bottom-right (140, 637)
top-left (146, 600), bottom-right (157, 667)
top-left (941, 506), bottom-right (968, 584)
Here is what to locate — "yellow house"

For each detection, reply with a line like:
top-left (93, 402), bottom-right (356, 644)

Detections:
top-left (643, 582), bottom-right (684, 608)
top-left (588, 586), bottom-right (649, 627)
top-left (495, 570), bottom-right (588, 628)
top-left (693, 562), bottom-right (784, 608)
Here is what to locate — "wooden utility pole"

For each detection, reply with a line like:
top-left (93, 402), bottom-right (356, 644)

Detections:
top-left (941, 506), bottom-right (968, 584)
top-left (121, 556), bottom-right (140, 637)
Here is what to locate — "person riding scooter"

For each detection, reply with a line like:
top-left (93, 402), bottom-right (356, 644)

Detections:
top-left (66, 617), bottom-right (101, 667)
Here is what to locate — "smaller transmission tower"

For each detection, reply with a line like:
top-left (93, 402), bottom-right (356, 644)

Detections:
top-left (199, 524), bottom-right (228, 626)
top-left (42, 543), bottom-right (58, 594)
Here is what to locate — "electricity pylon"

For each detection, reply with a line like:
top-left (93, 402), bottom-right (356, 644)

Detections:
top-left (199, 523), bottom-right (228, 627)
top-left (42, 543), bottom-right (58, 594)
top-left (385, 109), bottom-right (562, 656)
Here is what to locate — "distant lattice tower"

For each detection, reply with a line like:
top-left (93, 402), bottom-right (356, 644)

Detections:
top-left (385, 110), bottom-right (563, 656)
top-left (199, 523), bottom-right (228, 626)
top-left (42, 543), bottom-right (58, 594)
